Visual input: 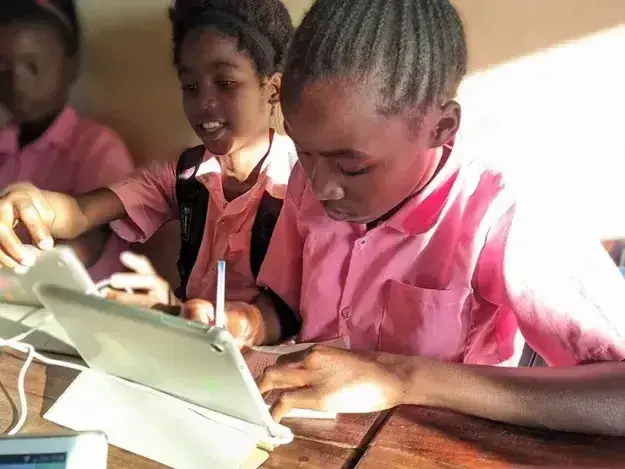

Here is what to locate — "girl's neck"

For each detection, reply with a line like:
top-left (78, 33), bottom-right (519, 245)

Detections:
top-left (18, 109), bottom-right (63, 149)
top-left (218, 129), bottom-right (273, 183)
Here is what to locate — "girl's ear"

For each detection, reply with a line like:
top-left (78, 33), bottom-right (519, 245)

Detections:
top-left (430, 100), bottom-right (461, 148)
top-left (267, 72), bottom-right (282, 105)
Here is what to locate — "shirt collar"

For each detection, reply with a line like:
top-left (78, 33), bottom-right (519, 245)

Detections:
top-left (386, 139), bottom-right (462, 235)
top-left (194, 130), bottom-right (297, 199)
top-left (0, 106), bottom-right (79, 155)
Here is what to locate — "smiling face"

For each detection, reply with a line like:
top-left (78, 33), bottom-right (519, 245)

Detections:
top-left (177, 28), bottom-right (278, 156)
top-left (282, 77), bottom-right (461, 224)
top-left (0, 23), bottom-right (72, 123)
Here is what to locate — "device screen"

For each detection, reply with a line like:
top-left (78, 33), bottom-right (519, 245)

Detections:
top-left (0, 453), bottom-right (67, 468)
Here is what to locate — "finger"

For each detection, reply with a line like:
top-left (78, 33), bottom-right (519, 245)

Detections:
top-left (104, 289), bottom-right (157, 308)
top-left (181, 299), bottom-right (215, 325)
top-left (271, 387), bottom-right (322, 422)
top-left (0, 203), bottom-right (36, 267)
top-left (109, 273), bottom-right (160, 291)
top-left (0, 247), bottom-right (19, 270)
top-left (258, 366), bottom-right (313, 395)
top-left (14, 195), bottom-right (53, 250)
top-left (275, 347), bottom-right (316, 367)
top-left (120, 251), bottom-right (156, 275)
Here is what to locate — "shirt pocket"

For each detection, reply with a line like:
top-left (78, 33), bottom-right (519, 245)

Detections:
top-left (379, 280), bottom-right (473, 360)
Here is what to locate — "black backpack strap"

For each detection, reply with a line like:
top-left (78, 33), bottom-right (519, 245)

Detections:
top-left (175, 145), bottom-right (208, 301)
top-left (249, 193), bottom-right (301, 339)
top-left (250, 192), bottom-right (283, 278)
top-left (174, 149), bottom-right (300, 338)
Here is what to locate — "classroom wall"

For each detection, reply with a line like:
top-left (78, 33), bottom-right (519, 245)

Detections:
top-left (69, 0), bottom-right (625, 284)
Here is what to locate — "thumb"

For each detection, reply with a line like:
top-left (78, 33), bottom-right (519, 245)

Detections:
top-left (120, 251), bottom-right (156, 275)
top-left (181, 299), bottom-right (215, 325)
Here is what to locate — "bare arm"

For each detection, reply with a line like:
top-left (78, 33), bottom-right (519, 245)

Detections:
top-left (48, 188), bottom-right (126, 239)
top-left (246, 291), bottom-right (287, 345)
top-left (406, 358), bottom-right (625, 436)
top-left (64, 226), bottom-right (110, 268)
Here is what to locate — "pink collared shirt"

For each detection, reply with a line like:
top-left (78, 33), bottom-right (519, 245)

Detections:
top-left (257, 142), bottom-right (625, 366)
top-left (0, 106), bottom-right (134, 281)
top-left (110, 132), bottom-right (297, 302)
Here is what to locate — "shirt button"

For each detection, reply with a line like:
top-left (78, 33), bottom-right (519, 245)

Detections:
top-left (340, 306), bottom-right (351, 319)
top-left (358, 239), bottom-right (367, 248)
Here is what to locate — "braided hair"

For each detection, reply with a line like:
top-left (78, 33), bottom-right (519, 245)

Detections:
top-left (283, 0), bottom-right (468, 115)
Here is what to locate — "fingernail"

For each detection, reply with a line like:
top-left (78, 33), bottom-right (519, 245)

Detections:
top-left (39, 238), bottom-right (53, 250)
top-left (109, 274), bottom-right (122, 288)
top-left (120, 251), bottom-right (133, 260)
top-left (21, 253), bottom-right (36, 267)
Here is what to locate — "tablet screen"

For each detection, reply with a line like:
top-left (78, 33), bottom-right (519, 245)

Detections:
top-left (0, 453), bottom-right (67, 468)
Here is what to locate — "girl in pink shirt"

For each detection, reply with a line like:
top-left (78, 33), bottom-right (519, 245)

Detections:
top-left (0, 0), bottom-right (134, 281)
top-left (0, 0), bottom-right (297, 314)
top-left (182, 0), bottom-right (625, 436)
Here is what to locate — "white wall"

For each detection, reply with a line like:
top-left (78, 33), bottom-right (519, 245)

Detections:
top-left (68, 0), bottom-right (625, 282)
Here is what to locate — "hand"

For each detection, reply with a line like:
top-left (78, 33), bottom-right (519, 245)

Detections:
top-left (0, 183), bottom-right (56, 268)
top-left (181, 299), bottom-right (264, 349)
top-left (104, 252), bottom-right (178, 309)
top-left (258, 346), bottom-right (415, 422)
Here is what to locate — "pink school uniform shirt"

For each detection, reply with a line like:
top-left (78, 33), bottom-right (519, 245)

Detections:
top-left (257, 141), bottom-right (625, 367)
top-left (0, 106), bottom-right (134, 281)
top-left (110, 132), bottom-right (297, 302)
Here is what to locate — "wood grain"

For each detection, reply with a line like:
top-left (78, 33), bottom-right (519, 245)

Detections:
top-left (0, 351), bottom-right (378, 468)
top-left (365, 406), bottom-right (625, 468)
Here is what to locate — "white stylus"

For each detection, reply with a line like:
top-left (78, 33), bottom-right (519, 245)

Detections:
top-left (214, 260), bottom-right (226, 329)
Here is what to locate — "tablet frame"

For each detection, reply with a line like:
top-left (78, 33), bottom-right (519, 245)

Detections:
top-left (33, 283), bottom-right (293, 446)
top-left (0, 247), bottom-right (94, 307)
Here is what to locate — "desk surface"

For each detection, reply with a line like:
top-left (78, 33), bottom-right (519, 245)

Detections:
top-left (357, 406), bottom-right (625, 468)
top-left (0, 351), bottom-right (382, 469)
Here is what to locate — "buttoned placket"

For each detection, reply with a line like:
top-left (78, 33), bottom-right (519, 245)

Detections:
top-left (336, 225), bottom-right (370, 338)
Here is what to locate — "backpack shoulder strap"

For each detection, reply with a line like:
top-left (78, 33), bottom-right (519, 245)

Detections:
top-left (176, 145), bottom-right (205, 182)
top-left (174, 145), bottom-right (208, 301)
top-left (250, 192), bottom-right (283, 278)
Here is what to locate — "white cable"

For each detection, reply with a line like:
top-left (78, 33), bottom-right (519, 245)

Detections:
top-left (0, 326), bottom-right (210, 435)
top-left (0, 273), bottom-right (171, 435)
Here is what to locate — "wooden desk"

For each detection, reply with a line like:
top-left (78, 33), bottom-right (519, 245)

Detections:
top-left (357, 406), bottom-right (625, 468)
top-left (0, 351), bottom-right (383, 468)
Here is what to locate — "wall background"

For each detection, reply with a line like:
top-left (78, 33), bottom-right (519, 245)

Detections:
top-left (63, 0), bottom-right (625, 283)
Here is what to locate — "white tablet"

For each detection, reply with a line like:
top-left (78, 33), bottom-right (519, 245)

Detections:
top-left (33, 283), bottom-right (293, 446)
top-left (0, 432), bottom-right (107, 469)
top-left (0, 247), bottom-right (95, 307)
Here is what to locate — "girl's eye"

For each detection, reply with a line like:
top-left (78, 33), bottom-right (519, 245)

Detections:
top-left (181, 84), bottom-right (197, 92)
top-left (26, 62), bottom-right (38, 75)
top-left (216, 80), bottom-right (236, 88)
top-left (338, 166), bottom-right (370, 177)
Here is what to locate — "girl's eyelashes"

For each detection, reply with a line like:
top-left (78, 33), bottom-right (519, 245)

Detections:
top-left (338, 165), bottom-right (371, 177)
top-left (216, 80), bottom-right (236, 88)
top-left (26, 62), bottom-right (38, 75)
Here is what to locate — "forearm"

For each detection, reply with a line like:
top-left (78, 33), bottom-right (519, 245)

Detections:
top-left (244, 295), bottom-right (280, 346)
top-left (248, 289), bottom-right (300, 346)
top-left (64, 226), bottom-right (109, 268)
top-left (49, 188), bottom-right (125, 238)
top-left (408, 358), bottom-right (625, 436)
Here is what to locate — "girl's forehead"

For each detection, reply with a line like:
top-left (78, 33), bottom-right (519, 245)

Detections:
top-left (283, 79), bottom-right (389, 153)
top-left (0, 22), bottom-right (63, 52)
top-left (178, 28), bottom-right (255, 73)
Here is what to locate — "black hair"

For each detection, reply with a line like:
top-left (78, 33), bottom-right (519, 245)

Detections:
top-left (0, 0), bottom-right (80, 57)
top-left (283, 0), bottom-right (468, 115)
top-left (169, 0), bottom-right (293, 78)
